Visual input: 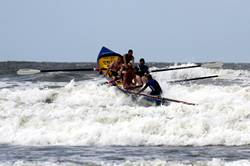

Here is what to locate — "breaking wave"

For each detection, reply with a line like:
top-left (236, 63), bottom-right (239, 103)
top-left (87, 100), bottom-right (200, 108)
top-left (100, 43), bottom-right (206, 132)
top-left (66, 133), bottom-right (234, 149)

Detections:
top-left (0, 65), bottom-right (250, 146)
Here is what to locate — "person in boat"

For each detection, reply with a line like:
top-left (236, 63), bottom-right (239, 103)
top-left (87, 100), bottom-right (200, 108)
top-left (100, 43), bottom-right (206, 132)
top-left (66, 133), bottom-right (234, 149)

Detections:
top-left (137, 74), bottom-right (162, 96)
top-left (135, 58), bottom-right (149, 86)
top-left (121, 49), bottom-right (146, 89)
top-left (105, 56), bottom-right (124, 80)
top-left (118, 49), bottom-right (135, 85)
top-left (122, 62), bottom-right (137, 89)
top-left (123, 49), bottom-right (134, 68)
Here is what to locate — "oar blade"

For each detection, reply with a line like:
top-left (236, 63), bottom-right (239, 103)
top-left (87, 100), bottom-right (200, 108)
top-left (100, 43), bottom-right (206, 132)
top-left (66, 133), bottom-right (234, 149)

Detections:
top-left (201, 62), bottom-right (223, 69)
top-left (17, 67), bottom-right (97, 75)
top-left (17, 69), bottom-right (41, 75)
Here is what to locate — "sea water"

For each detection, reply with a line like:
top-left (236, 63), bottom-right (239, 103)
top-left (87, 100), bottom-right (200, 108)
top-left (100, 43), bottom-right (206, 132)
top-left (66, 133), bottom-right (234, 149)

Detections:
top-left (0, 62), bottom-right (250, 165)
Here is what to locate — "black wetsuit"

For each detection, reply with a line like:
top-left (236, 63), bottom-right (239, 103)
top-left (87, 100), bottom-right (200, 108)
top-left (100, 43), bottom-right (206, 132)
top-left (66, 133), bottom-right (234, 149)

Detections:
top-left (135, 64), bottom-right (149, 76)
top-left (146, 79), bottom-right (162, 96)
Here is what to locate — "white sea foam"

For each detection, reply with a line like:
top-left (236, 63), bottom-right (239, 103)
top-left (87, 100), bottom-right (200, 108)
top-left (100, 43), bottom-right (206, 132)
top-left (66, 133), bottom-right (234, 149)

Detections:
top-left (0, 67), bottom-right (250, 146)
top-left (153, 65), bottom-right (250, 85)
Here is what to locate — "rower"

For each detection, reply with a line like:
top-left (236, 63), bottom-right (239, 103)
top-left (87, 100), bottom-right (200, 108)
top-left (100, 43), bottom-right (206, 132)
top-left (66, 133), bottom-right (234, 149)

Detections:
top-left (135, 58), bottom-right (149, 86)
top-left (137, 74), bottom-right (162, 96)
top-left (123, 49), bottom-right (134, 68)
top-left (119, 49), bottom-right (135, 87)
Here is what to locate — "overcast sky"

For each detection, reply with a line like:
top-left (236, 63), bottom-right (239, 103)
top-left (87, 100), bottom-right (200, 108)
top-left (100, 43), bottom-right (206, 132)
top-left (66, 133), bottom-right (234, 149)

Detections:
top-left (0, 0), bottom-right (250, 62)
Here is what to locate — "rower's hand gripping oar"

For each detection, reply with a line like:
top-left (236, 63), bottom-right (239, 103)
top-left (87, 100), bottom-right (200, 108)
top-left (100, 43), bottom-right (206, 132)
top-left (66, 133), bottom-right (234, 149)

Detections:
top-left (150, 62), bottom-right (223, 73)
top-left (17, 68), bottom-right (97, 75)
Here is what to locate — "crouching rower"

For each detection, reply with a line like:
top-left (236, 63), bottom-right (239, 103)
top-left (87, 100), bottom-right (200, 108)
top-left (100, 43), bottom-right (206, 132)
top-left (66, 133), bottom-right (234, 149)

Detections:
top-left (137, 74), bottom-right (162, 96)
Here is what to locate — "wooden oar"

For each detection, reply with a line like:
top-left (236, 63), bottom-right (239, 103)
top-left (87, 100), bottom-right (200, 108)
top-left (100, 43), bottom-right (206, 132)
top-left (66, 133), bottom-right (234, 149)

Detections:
top-left (17, 62), bottom-right (222, 75)
top-left (137, 93), bottom-right (197, 106)
top-left (168, 75), bottom-right (219, 83)
top-left (162, 97), bottom-right (196, 105)
top-left (150, 62), bottom-right (223, 73)
top-left (17, 68), bottom-right (98, 75)
top-left (101, 75), bottom-right (218, 86)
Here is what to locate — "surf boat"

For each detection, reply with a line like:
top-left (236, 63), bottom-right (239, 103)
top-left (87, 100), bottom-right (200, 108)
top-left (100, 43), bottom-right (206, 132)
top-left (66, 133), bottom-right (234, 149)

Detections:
top-left (97, 47), bottom-right (170, 106)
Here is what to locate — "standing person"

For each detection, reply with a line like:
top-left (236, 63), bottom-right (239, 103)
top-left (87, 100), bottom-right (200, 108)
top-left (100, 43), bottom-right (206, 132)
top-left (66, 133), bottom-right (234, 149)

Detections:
top-left (137, 74), bottom-right (162, 96)
top-left (119, 49), bottom-right (135, 87)
top-left (123, 49), bottom-right (134, 68)
top-left (135, 58), bottom-right (149, 86)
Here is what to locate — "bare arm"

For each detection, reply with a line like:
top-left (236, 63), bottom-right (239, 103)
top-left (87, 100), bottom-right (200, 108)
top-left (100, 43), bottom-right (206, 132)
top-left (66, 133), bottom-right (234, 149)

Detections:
top-left (131, 57), bottom-right (135, 65)
top-left (137, 84), bottom-right (148, 94)
top-left (123, 55), bottom-right (129, 68)
top-left (122, 55), bottom-right (126, 63)
top-left (104, 62), bottom-right (114, 76)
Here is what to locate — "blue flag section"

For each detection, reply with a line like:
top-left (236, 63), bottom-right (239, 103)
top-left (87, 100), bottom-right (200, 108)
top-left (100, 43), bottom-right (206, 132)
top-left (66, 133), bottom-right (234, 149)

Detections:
top-left (97, 47), bottom-right (121, 62)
